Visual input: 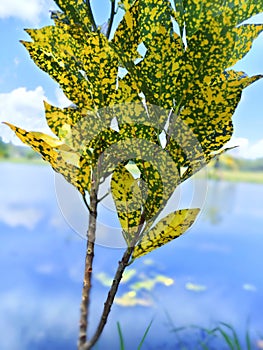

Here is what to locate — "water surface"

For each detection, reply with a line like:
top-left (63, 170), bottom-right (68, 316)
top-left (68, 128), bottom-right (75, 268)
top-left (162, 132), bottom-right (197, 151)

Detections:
top-left (0, 163), bottom-right (263, 349)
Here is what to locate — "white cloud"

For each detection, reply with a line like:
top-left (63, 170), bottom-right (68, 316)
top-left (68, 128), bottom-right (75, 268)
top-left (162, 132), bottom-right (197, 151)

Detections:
top-left (0, 86), bottom-right (51, 144)
top-left (55, 87), bottom-right (72, 108)
top-left (226, 137), bottom-right (263, 159)
top-left (0, 204), bottom-right (43, 230)
top-left (246, 139), bottom-right (263, 159)
top-left (0, 0), bottom-right (55, 24)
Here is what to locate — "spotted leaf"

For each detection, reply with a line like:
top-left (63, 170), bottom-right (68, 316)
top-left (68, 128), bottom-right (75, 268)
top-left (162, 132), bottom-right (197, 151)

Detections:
top-left (177, 72), bottom-right (263, 156)
top-left (173, 15), bottom-right (263, 109)
top-left (136, 28), bottom-right (183, 109)
top-left (21, 40), bottom-right (93, 109)
top-left (112, 0), bottom-right (173, 64)
top-left (4, 122), bottom-right (85, 194)
top-left (181, 147), bottom-right (238, 183)
top-left (53, 0), bottom-right (92, 32)
top-left (111, 164), bottom-right (143, 244)
top-left (132, 208), bottom-right (200, 259)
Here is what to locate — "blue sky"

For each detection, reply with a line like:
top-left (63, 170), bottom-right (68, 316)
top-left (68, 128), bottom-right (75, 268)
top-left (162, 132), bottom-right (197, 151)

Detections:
top-left (0, 0), bottom-right (262, 158)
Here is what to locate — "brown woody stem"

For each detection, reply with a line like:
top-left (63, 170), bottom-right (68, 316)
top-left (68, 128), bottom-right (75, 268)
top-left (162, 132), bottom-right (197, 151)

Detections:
top-left (83, 247), bottom-right (134, 350)
top-left (83, 215), bottom-right (146, 349)
top-left (78, 179), bottom-right (98, 349)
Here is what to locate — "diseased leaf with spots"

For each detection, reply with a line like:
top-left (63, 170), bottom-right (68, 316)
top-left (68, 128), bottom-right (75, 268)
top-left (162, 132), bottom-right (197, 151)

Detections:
top-left (111, 164), bottom-right (143, 244)
top-left (133, 208), bottom-right (200, 259)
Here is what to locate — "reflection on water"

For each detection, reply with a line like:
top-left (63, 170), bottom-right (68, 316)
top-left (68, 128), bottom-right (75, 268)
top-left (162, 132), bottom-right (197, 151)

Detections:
top-left (1, 163), bottom-right (263, 349)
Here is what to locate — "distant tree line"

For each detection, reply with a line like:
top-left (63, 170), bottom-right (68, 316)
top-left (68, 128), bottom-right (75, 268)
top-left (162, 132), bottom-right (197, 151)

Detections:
top-left (215, 154), bottom-right (263, 172)
top-left (0, 138), bottom-right (40, 160)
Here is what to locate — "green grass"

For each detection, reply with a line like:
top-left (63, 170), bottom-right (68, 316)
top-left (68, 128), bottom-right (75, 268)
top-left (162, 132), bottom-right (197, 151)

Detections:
top-left (168, 322), bottom-right (262, 350)
top-left (115, 320), bottom-right (262, 349)
top-left (117, 319), bottom-right (153, 350)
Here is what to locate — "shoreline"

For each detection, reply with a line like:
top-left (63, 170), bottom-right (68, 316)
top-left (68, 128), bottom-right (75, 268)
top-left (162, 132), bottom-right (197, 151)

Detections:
top-left (1, 159), bottom-right (263, 184)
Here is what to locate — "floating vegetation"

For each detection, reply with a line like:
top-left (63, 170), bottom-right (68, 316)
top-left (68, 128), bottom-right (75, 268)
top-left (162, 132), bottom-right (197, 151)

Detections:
top-left (185, 282), bottom-right (207, 292)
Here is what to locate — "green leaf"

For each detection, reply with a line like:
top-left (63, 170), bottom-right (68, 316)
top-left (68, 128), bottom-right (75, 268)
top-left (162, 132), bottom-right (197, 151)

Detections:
top-left (117, 322), bottom-right (125, 350)
top-left (137, 319), bottom-right (153, 350)
top-left (132, 208), bottom-right (200, 259)
top-left (111, 164), bottom-right (143, 244)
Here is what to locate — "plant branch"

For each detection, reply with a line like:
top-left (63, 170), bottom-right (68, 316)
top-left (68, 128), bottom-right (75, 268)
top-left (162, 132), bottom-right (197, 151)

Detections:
top-left (82, 194), bottom-right (91, 212)
top-left (85, 0), bottom-right (97, 31)
top-left (78, 179), bottom-right (99, 349)
top-left (84, 217), bottom-right (146, 349)
top-left (84, 246), bottom-right (133, 350)
top-left (106, 0), bottom-right (116, 39)
top-left (98, 191), bottom-right (110, 203)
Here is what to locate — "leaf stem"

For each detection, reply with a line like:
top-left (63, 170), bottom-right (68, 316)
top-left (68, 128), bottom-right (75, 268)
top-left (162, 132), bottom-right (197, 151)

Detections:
top-left (78, 179), bottom-right (99, 349)
top-left (106, 0), bottom-right (116, 39)
top-left (85, 0), bottom-right (97, 31)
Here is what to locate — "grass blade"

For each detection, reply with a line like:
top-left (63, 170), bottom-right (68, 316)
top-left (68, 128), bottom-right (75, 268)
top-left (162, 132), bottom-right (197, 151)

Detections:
top-left (137, 319), bottom-right (153, 350)
top-left (117, 321), bottom-right (125, 350)
top-left (246, 328), bottom-right (252, 350)
top-left (220, 322), bottom-right (241, 350)
top-left (217, 327), bottom-right (235, 350)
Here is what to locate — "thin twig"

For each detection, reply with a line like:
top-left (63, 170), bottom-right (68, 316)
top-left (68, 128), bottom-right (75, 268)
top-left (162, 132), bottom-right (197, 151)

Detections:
top-left (98, 191), bottom-right (110, 203)
top-left (106, 0), bottom-right (116, 39)
top-left (78, 180), bottom-right (98, 349)
top-left (85, 0), bottom-right (97, 31)
top-left (82, 194), bottom-right (91, 213)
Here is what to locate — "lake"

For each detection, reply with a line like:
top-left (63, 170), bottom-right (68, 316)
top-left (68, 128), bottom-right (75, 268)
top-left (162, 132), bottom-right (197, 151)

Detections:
top-left (0, 163), bottom-right (263, 350)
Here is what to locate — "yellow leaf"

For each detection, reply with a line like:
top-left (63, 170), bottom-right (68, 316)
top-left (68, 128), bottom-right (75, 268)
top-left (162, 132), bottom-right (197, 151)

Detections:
top-left (133, 208), bottom-right (200, 259)
top-left (4, 122), bottom-right (85, 194)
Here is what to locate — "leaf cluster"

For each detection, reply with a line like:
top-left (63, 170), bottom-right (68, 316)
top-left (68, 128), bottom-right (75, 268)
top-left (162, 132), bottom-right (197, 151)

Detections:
top-left (5, 0), bottom-right (263, 257)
